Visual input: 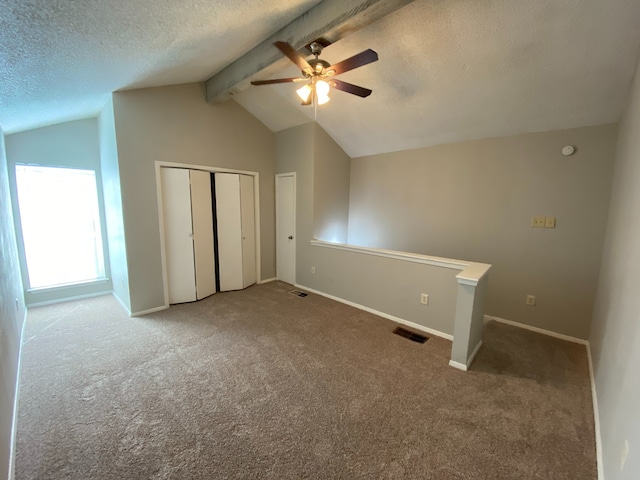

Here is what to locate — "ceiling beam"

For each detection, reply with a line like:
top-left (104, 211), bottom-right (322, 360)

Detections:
top-left (205, 0), bottom-right (414, 103)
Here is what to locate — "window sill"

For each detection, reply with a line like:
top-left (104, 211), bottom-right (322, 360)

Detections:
top-left (27, 277), bottom-right (110, 294)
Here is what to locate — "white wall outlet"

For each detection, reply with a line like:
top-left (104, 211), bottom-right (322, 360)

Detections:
top-left (620, 439), bottom-right (629, 471)
top-left (531, 216), bottom-right (546, 228)
top-left (545, 216), bottom-right (556, 228)
top-left (420, 293), bottom-right (429, 305)
top-left (311, 266), bottom-right (316, 274)
top-left (526, 295), bottom-right (536, 306)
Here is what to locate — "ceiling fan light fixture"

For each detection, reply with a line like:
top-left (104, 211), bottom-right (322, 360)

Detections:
top-left (316, 80), bottom-right (330, 105)
top-left (296, 84), bottom-right (312, 102)
top-left (317, 93), bottom-right (330, 105)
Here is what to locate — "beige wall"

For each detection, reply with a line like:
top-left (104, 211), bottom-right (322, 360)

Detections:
top-left (590, 60), bottom-right (640, 478)
top-left (99, 99), bottom-right (130, 312)
top-left (0, 127), bottom-right (27, 480)
top-left (349, 124), bottom-right (618, 339)
top-left (313, 124), bottom-right (350, 243)
top-left (112, 84), bottom-right (276, 313)
top-left (276, 123), bottom-right (460, 335)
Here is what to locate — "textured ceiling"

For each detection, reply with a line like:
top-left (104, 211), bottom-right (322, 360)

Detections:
top-left (236, 0), bottom-right (640, 157)
top-left (2, 0), bottom-right (640, 158)
top-left (0, 0), bottom-right (321, 133)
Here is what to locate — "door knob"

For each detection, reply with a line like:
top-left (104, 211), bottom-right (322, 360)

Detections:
top-left (288, 235), bottom-right (293, 240)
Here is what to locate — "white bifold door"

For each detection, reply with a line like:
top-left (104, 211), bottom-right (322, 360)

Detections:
top-left (215, 173), bottom-right (256, 291)
top-left (161, 168), bottom-right (216, 303)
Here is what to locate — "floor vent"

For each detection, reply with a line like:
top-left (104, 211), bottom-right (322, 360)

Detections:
top-left (289, 290), bottom-right (308, 297)
top-left (393, 327), bottom-right (428, 343)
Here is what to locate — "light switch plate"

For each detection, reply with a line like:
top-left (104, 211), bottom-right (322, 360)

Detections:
top-left (545, 216), bottom-right (556, 228)
top-left (531, 216), bottom-right (545, 228)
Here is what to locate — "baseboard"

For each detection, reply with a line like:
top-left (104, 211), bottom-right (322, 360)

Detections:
top-left (468, 340), bottom-right (483, 366)
top-left (111, 291), bottom-right (132, 317)
top-left (27, 291), bottom-right (112, 308)
top-left (131, 304), bottom-right (169, 317)
top-left (586, 343), bottom-right (604, 480)
top-left (448, 360), bottom-right (468, 371)
top-left (294, 283), bottom-right (453, 341)
top-left (9, 308), bottom-right (28, 480)
top-left (484, 315), bottom-right (588, 345)
top-left (258, 277), bottom-right (277, 285)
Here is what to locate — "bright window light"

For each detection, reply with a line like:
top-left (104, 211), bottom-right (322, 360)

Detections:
top-left (15, 165), bottom-right (106, 289)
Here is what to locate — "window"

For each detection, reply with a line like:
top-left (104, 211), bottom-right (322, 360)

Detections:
top-left (15, 165), bottom-right (106, 289)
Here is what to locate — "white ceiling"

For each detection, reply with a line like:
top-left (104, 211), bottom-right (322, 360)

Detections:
top-left (2, 0), bottom-right (640, 158)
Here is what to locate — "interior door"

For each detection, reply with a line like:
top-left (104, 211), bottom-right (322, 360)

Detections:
top-left (190, 170), bottom-right (216, 300)
top-left (240, 175), bottom-right (256, 288)
top-left (276, 173), bottom-right (296, 285)
top-left (215, 173), bottom-right (244, 291)
top-left (161, 167), bottom-right (196, 303)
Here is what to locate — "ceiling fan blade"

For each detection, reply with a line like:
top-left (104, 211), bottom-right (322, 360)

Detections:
top-left (274, 41), bottom-right (312, 74)
top-left (327, 49), bottom-right (378, 76)
top-left (251, 77), bottom-right (306, 85)
top-left (331, 79), bottom-right (372, 98)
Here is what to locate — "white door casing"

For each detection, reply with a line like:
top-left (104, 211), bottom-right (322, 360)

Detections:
top-left (276, 173), bottom-right (296, 285)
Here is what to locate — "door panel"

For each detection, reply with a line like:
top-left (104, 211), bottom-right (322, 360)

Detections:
top-left (240, 175), bottom-right (256, 288)
top-left (276, 174), bottom-right (296, 285)
top-left (161, 168), bottom-right (196, 303)
top-left (190, 170), bottom-right (216, 300)
top-left (215, 173), bottom-right (244, 291)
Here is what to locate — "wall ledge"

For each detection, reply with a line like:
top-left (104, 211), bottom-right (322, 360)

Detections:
top-left (310, 239), bottom-right (491, 286)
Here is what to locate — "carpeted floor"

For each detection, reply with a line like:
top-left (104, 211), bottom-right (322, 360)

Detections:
top-left (16, 281), bottom-right (596, 479)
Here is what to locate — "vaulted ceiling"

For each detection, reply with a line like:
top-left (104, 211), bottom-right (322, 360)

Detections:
top-left (2, 0), bottom-right (640, 158)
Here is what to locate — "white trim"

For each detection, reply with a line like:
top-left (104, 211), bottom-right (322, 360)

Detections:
top-left (310, 239), bottom-right (491, 286)
top-left (484, 315), bottom-right (588, 345)
top-left (276, 173), bottom-right (296, 285)
top-left (26, 291), bottom-right (111, 308)
top-left (131, 304), bottom-right (169, 317)
top-left (155, 163), bottom-right (171, 307)
top-left (155, 161), bottom-right (257, 176)
top-left (111, 291), bottom-right (132, 316)
top-left (295, 283), bottom-right (453, 341)
top-left (467, 340), bottom-right (483, 367)
top-left (9, 308), bottom-right (27, 480)
top-left (448, 360), bottom-right (468, 371)
top-left (155, 161), bottom-right (262, 307)
top-left (586, 343), bottom-right (604, 480)
top-left (26, 277), bottom-right (110, 293)
top-left (258, 277), bottom-right (277, 284)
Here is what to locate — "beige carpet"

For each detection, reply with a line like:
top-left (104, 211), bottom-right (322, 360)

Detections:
top-left (16, 281), bottom-right (596, 479)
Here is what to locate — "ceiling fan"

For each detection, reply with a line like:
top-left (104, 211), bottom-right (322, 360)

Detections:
top-left (251, 40), bottom-right (378, 107)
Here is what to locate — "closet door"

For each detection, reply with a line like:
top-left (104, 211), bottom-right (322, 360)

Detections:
top-left (215, 173), bottom-right (244, 291)
top-left (161, 168), bottom-right (196, 303)
top-left (190, 170), bottom-right (216, 300)
top-left (240, 175), bottom-right (256, 288)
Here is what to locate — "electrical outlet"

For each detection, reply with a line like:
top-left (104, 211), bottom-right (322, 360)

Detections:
top-left (311, 266), bottom-right (316, 274)
top-left (531, 216), bottom-right (546, 228)
top-left (545, 216), bottom-right (556, 228)
top-left (526, 295), bottom-right (536, 306)
top-left (420, 293), bottom-right (429, 305)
